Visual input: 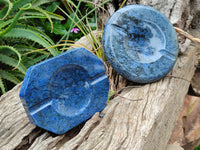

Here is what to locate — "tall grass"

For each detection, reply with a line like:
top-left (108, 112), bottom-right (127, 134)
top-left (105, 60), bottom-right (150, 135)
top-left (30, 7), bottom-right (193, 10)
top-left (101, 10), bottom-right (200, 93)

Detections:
top-left (56, 0), bottom-right (110, 60)
top-left (0, 0), bottom-right (111, 95)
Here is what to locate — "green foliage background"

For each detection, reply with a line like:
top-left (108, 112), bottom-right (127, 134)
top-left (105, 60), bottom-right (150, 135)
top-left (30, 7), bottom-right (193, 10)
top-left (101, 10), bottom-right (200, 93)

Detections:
top-left (0, 0), bottom-right (110, 95)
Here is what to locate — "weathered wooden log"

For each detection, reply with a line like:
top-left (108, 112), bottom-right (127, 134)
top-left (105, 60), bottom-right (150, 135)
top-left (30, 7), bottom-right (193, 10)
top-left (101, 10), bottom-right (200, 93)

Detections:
top-left (0, 43), bottom-right (198, 149)
top-left (95, 0), bottom-right (200, 29)
top-left (95, 0), bottom-right (200, 90)
top-left (1, 1), bottom-right (200, 149)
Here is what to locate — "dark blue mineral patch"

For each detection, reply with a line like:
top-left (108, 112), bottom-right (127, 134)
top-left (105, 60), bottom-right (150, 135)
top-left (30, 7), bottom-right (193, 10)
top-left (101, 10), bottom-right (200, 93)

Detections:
top-left (19, 48), bottom-right (109, 134)
top-left (103, 5), bottom-right (179, 83)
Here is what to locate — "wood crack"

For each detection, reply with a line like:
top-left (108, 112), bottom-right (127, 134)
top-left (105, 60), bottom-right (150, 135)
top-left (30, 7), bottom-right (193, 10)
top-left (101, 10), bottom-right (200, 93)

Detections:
top-left (169, 1), bottom-right (177, 21)
top-left (0, 122), bottom-right (29, 148)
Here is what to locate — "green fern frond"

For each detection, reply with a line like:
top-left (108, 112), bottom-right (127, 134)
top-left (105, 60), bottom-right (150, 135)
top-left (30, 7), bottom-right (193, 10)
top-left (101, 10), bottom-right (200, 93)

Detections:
top-left (32, 0), bottom-right (56, 7)
top-left (0, 19), bottom-right (13, 29)
top-left (22, 54), bottom-right (48, 67)
top-left (0, 15), bottom-right (47, 29)
top-left (0, 8), bottom-right (7, 21)
top-left (0, 0), bottom-right (13, 20)
top-left (0, 69), bottom-right (20, 84)
top-left (0, 3), bottom-right (31, 36)
top-left (44, 11), bottom-right (64, 20)
top-left (0, 45), bottom-right (21, 69)
top-left (0, 76), bottom-right (6, 94)
top-left (14, 24), bottom-right (56, 46)
top-left (15, 45), bottom-right (38, 52)
top-left (23, 10), bottom-right (64, 20)
top-left (11, 0), bottom-right (33, 13)
top-left (15, 45), bottom-right (49, 57)
top-left (8, 70), bottom-right (24, 79)
top-left (0, 12), bottom-right (63, 30)
top-left (31, 7), bottom-right (54, 32)
top-left (3, 28), bottom-right (58, 56)
top-left (66, 0), bottom-right (83, 17)
top-left (0, 54), bottom-right (26, 74)
top-left (30, 55), bottom-right (48, 64)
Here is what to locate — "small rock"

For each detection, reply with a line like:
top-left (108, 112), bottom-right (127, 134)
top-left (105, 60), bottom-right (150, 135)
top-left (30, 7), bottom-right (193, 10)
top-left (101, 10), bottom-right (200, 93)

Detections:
top-left (99, 113), bottom-right (105, 118)
top-left (169, 95), bottom-right (200, 149)
top-left (191, 68), bottom-right (200, 96)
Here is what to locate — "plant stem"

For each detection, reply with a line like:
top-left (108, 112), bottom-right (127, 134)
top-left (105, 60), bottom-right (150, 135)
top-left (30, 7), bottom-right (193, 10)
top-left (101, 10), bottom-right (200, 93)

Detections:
top-left (63, 0), bottom-right (82, 49)
top-left (0, 3), bottom-right (31, 36)
top-left (57, 0), bottom-right (110, 45)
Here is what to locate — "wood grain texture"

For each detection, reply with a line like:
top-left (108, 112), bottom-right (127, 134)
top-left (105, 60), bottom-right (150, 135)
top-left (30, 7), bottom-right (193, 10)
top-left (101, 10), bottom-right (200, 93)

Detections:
top-left (0, 83), bottom-right (35, 150)
top-left (94, 0), bottom-right (200, 90)
top-left (0, 44), bottom-right (197, 150)
top-left (0, 1), bottom-right (199, 148)
top-left (59, 46), bottom-right (197, 150)
top-left (94, 0), bottom-right (200, 29)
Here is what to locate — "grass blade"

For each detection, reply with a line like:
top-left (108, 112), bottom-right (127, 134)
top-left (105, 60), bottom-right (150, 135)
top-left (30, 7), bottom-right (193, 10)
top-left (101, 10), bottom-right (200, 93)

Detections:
top-left (0, 3), bottom-right (31, 36)
top-left (32, 0), bottom-right (56, 7)
top-left (0, 45), bottom-right (21, 69)
top-left (3, 28), bottom-right (58, 56)
top-left (0, 0), bottom-right (13, 20)
top-left (0, 54), bottom-right (27, 74)
top-left (0, 76), bottom-right (6, 94)
top-left (0, 69), bottom-right (20, 84)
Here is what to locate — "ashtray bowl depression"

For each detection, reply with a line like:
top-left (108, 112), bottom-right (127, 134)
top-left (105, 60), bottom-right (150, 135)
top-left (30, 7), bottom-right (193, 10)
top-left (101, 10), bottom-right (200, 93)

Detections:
top-left (20, 48), bottom-right (109, 134)
top-left (103, 5), bottom-right (179, 83)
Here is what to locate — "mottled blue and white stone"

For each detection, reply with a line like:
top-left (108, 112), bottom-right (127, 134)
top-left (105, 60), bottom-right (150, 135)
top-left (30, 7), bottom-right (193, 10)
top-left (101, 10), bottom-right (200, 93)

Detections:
top-left (103, 5), bottom-right (179, 83)
top-left (20, 48), bottom-right (109, 134)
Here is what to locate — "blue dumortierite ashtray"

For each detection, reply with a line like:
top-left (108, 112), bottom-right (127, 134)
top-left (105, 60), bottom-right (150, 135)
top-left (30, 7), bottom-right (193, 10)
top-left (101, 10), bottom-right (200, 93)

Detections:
top-left (103, 5), bottom-right (179, 83)
top-left (19, 48), bottom-right (109, 134)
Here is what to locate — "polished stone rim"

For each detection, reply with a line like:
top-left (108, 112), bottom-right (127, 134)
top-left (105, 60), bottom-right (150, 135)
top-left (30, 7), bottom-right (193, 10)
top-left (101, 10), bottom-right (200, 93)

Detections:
top-left (103, 5), bottom-right (179, 83)
top-left (20, 48), bottom-right (109, 134)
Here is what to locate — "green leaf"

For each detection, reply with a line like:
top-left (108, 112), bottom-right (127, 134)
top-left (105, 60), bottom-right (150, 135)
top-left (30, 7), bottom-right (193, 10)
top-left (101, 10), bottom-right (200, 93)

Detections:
top-left (23, 10), bottom-right (64, 20)
top-left (46, 22), bottom-right (67, 35)
top-left (9, 70), bottom-right (24, 80)
top-left (15, 45), bottom-right (38, 53)
top-left (195, 144), bottom-right (200, 150)
top-left (32, 0), bottom-right (56, 7)
top-left (89, 22), bottom-right (97, 29)
top-left (0, 8), bottom-right (8, 20)
top-left (0, 45), bottom-right (21, 69)
top-left (14, 24), bottom-right (56, 46)
top-left (32, 54), bottom-right (48, 63)
top-left (22, 54), bottom-right (48, 67)
top-left (64, 13), bottom-right (79, 29)
top-left (0, 76), bottom-right (6, 94)
top-left (0, 54), bottom-right (27, 74)
top-left (46, 1), bottom-right (60, 12)
top-left (64, 0), bottom-right (83, 16)
top-left (11, 0), bottom-right (33, 13)
top-left (0, 3), bottom-right (32, 36)
top-left (64, 18), bottom-right (71, 29)
top-left (40, 11), bottom-right (64, 20)
top-left (0, 11), bottom-right (64, 30)
top-left (0, 16), bottom-right (44, 30)
top-left (0, 0), bottom-right (13, 20)
top-left (29, 55), bottom-right (48, 65)
top-left (107, 90), bottom-right (115, 102)
top-left (0, 69), bottom-right (20, 84)
top-left (3, 28), bottom-right (58, 56)
top-left (30, 7), bottom-right (54, 32)
top-left (85, 3), bottom-right (94, 9)
top-left (15, 45), bottom-right (49, 57)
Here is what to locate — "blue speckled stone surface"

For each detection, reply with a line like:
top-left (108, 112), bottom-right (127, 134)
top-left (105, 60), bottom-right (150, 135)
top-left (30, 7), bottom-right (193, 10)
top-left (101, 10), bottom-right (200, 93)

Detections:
top-left (103, 5), bottom-right (179, 83)
top-left (19, 48), bottom-right (109, 134)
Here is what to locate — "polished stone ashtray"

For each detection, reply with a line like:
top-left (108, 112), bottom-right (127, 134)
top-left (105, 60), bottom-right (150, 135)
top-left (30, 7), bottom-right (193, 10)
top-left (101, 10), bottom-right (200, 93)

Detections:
top-left (103, 5), bottom-right (179, 83)
top-left (19, 48), bottom-right (109, 134)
